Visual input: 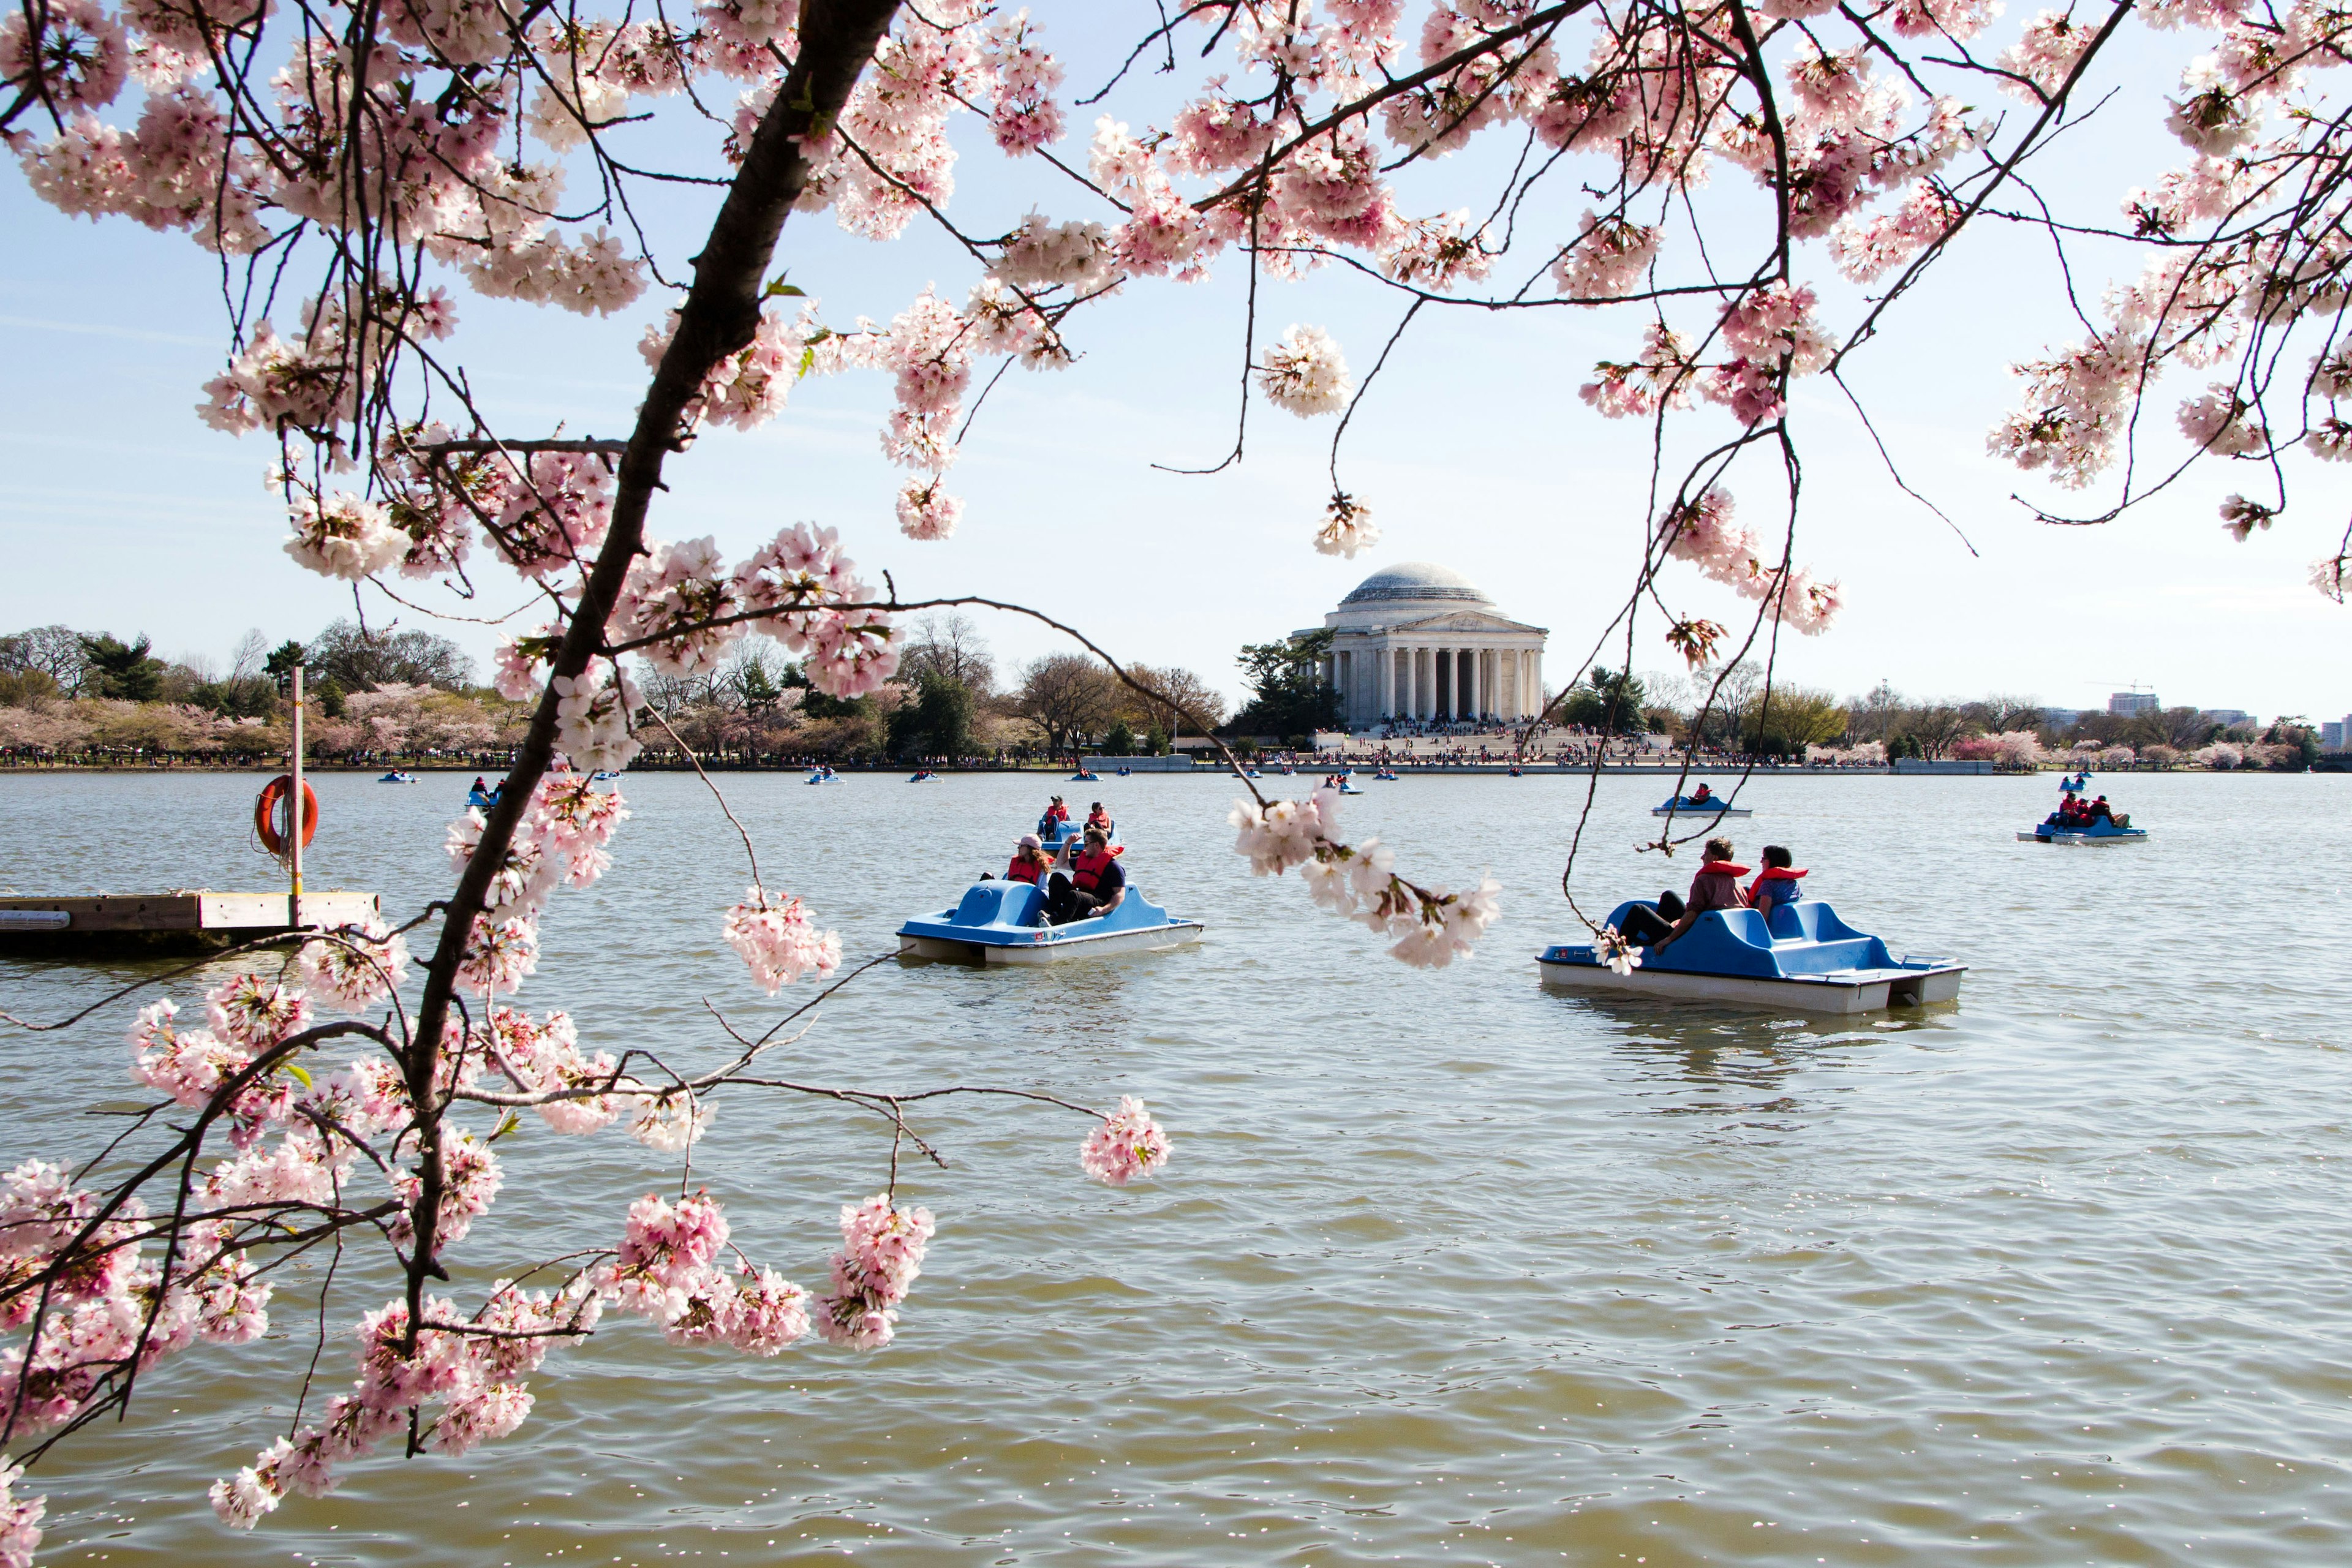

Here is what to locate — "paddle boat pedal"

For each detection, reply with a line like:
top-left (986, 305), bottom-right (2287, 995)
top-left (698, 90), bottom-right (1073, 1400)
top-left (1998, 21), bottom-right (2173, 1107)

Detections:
top-left (898, 880), bottom-right (1203, 965)
top-left (1536, 899), bottom-right (1964, 1015)
top-left (2018, 818), bottom-right (2147, 845)
top-left (1651, 795), bottom-right (1752, 818)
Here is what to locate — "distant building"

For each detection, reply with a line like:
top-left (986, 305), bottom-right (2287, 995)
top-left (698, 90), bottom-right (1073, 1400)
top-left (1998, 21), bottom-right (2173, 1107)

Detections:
top-left (2108, 691), bottom-right (2160, 715)
top-left (1315, 563), bottom-right (1548, 728)
top-left (2201, 708), bottom-right (2253, 728)
top-left (2326, 721), bottom-right (2345, 750)
top-left (2040, 707), bottom-right (2081, 729)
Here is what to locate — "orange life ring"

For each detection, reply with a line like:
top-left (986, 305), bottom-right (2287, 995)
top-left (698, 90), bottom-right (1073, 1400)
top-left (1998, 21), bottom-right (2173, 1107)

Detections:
top-left (255, 775), bottom-right (320, 856)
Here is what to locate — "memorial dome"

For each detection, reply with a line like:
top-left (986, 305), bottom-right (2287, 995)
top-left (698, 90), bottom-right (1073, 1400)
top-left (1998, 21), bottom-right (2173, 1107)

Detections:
top-left (1338, 562), bottom-right (1494, 608)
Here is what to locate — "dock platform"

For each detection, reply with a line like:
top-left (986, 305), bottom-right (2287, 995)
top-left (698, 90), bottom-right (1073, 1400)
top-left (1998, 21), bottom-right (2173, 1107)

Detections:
top-left (0, 892), bottom-right (382, 958)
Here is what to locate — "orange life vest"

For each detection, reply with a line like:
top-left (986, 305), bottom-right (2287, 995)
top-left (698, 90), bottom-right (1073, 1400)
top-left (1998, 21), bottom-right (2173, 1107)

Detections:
top-left (1072, 846), bottom-right (1117, 894)
top-left (1005, 856), bottom-right (1044, 884)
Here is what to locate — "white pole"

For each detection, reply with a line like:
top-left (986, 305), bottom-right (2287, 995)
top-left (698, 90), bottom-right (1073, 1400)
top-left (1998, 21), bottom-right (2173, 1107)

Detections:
top-left (290, 666), bottom-right (305, 928)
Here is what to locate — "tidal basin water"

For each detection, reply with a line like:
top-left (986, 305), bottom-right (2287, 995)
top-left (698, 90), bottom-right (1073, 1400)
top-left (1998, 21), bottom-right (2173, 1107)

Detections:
top-left (2, 768), bottom-right (2350, 1567)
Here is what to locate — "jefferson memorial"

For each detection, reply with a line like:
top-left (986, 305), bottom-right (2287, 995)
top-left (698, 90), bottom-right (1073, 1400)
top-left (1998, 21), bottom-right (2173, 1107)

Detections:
top-left (1308, 563), bottom-right (1549, 729)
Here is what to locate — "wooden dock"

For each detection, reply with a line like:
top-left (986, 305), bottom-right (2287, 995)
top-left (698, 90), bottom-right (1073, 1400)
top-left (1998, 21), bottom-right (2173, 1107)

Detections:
top-left (0, 892), bottom-right (382, 958)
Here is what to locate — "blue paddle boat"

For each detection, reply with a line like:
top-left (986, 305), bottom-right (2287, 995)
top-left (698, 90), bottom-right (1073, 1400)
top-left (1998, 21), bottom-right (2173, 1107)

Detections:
top-left (1374, 767), bottom-right (1399, 781)
top-left (908, 769), bottom-right (937, 783)
top-left (466, 785), bottom-right (501, 810)
top-left (1536, 900), bottom-right (1964, 1014)
top-left (1069, 771), bottom-right (1101, 782)
top-left (897, 878), bottom-right (1203, 965)
top-left (378, 771), bottom-right (417, 783)
top-left (805, 768), bottom-right (843, 785)
top-left (1651, 793), bottom-right (1750, 818)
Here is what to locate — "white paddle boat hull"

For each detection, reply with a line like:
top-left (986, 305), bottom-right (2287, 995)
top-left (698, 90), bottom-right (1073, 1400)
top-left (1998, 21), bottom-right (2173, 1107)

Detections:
top-left (899, 921), bottom-right (1204, 965)
top-left (1651, 805), bottom-right (1752, 818)
top-left (1536, 956), bottom-right (1963, 1013)
top-left (2016, 829), bottom-right (2147, 845)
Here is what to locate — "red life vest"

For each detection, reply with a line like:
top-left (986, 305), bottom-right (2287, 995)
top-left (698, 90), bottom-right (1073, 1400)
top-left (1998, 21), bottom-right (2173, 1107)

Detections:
top-left (1072, 847), bottom-right (1118, 894)
top-left (1746, 865), bottom-right (1806, 906)
top-left (1006, 856), bottom-right (1044, 885)
top-left (1086, 812), bottom-right (1110, 831)
top-left (1047, 804), bottom-right (1069, 823)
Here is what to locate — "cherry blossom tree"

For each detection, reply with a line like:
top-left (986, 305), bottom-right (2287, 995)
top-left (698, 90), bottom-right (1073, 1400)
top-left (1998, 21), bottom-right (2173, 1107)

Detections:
top-left (6, 0), bottom-right (2352, 1553)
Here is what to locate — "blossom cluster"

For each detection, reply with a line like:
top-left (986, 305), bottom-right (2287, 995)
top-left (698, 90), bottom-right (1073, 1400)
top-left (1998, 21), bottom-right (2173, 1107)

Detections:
top-left (1659, 487), bottom-right (1842, 639)
top-left (722, 888), bottom-right (843, 993)
top-left (816, 1196), bottom-right (935, 1350)
top-left (1231, 786), bottom-right (1501, 968)
top-left (1080, 1098), bottom-right (1172, 1186)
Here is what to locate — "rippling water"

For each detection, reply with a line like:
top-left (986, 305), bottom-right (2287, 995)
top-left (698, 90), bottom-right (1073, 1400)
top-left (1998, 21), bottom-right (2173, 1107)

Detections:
top-left (3, 767), bottom-right (2350, 1566)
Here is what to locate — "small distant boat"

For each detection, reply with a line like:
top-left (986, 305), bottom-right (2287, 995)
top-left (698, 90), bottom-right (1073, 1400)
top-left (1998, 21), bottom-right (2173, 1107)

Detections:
top-left (1537, 900), bottom-right (1964, 1015)
top-left (378, 771), bottom-right (417, 784)
top-left (592, 770), bottom-right (620, 782)
top-left (1068, 771), bottom-right (1101, 782)
top-left (1117, 765), bottom-right (1134, 776)
top-left (1507, 766), bottom-right (1523, 777)
top-left (1651, 794), bottom-right (1750, 818)
top-left (1243, 767), bottom-right (1263, 778)
top-left (897, 880), bottom-right (1202, 965)
top-left (805, 769), bottom-right (843, 785)
top-left (466, 788), bottom-right (499, 811)
top-left (908, 769), bottom-right (937, 783)
top-left (1373, 769), bottom-right (1399, 782)
top-left (2018, 817), bottom-right (2147, 845)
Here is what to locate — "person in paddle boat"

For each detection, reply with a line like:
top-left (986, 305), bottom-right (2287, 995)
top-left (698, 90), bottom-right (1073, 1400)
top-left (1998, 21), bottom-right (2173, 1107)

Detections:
top-left (2089, 794), bottom-right (2114, 823)
top-left (1619, 837), bottom-right (1747, 952)
top-left (1004, 834), bottom-right (1053, 886)
top-left (1085, 800), bottom-right (1114, 835)
top-left (1036, 794), bottom-right (1071, 837)
top-left (2047, 792), bottom-right (2092, 829)
top-left (1045, 826), bottom-right (1125, 925)
top-left (1745, 845), bottom-right (1805, 916)
top-left (1689, 782), bottom-right (1714, 805)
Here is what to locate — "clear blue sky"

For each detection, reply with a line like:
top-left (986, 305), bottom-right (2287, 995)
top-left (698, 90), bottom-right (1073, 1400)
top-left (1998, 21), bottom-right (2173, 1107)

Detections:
top-left (2, 12), bottom-right (2345, 723)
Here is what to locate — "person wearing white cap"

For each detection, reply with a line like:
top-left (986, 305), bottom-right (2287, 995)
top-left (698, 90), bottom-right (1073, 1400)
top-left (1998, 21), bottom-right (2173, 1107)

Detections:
top-left (1005, 834), bottom-right (1054, 886)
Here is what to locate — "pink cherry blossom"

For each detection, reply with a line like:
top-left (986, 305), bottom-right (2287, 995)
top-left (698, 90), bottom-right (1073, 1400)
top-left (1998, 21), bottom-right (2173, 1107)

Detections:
top-left (723, 887), bottom-right (842, 992)
top-left (816, 1195), bottom-right (934, 1350)
top-left (1258, 325), bottom-right (1353, 417)
top-left (1080, 1097), bottom-right (1171, 1185)
top-left (1314, 492), bottom-right (1381, 559)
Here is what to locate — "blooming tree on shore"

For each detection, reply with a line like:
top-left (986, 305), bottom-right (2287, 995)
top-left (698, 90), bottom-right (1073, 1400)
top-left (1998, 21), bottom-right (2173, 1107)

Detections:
top-left (6, 0), bottom-right (2352, 1554)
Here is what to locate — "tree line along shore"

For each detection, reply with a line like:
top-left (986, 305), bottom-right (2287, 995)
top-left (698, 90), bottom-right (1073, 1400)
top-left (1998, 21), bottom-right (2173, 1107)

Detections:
top-left (1, 619), bottom-right (2335, 774)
